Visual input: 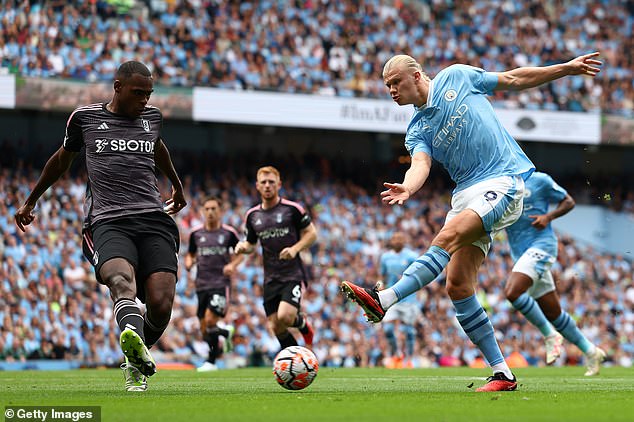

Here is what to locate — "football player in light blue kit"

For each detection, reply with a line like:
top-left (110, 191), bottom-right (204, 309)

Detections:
top-left (379, 232), bottom-right (420, 364)
top-left (342, 52), bottom-right (602, 392)
top-left (504, 172), bottom-right (605, 375)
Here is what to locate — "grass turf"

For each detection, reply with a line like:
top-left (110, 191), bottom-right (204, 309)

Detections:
top-left (1, 366), bottom-right (633, 422)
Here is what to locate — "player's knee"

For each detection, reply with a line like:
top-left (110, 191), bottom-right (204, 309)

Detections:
top-left (445, 280), bottom-right (473, 300)
top-left (504, 282), bottom-right (521, 302)
top-left (104, 271), bottom-right (135, 299)
top-left (277, 312), bottom-right (295, 329)
top-left (146, 290), bottom-right (174, 322)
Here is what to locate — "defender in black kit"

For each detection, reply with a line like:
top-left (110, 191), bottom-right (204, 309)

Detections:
top-left (14, 61), bottom-right (187, 392)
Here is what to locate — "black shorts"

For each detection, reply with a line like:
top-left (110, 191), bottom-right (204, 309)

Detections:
top-left (197, 287), bottom-right (229, 318)
top-left (263, 280), bottom-right (304, 316)
top-left (82, 211), bottom-right (180, 302)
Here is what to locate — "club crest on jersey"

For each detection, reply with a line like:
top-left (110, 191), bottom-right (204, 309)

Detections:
top-left (142, 119), bottom-right (150, 132)
top-left (218, 234), bottom-right (225, 243)
top-left (444, 89), bottom-right (457, 102)
top-left (276, 213), bottom-right (283, 223)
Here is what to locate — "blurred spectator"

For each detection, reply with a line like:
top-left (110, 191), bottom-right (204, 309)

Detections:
top-left (1, 147), bottom-right (632, 371)
top-left (0, 1), bottom-right (632, 115)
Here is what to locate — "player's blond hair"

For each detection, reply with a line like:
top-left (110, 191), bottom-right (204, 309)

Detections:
top-left (256, 166), bottom-right (281, 181)
top-left (382, 55), bottom-right (429, 80)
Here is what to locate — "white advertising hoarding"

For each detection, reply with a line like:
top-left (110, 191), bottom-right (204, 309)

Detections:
top-left (0, 73), bottom-right (16, 109)
top-left (194, 88), bottom-right (600, 144)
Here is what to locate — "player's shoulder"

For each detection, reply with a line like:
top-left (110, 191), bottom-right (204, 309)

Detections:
top-left (245, 203), bottom-right (261, 219)
top-left (280, 198), bottom-right (307, 214)
top-left (221, 224), bottom-right (240, 238)
top-left (436, 64), bottom-right (485, 85)
top-left (142, 105), bottom-right (163, 120)
top-left (68, 103), bottom-right (104, 121)
top-left (528, 171), bottom-right (552, 186)
top-left (189, 224), bottom-right (206, 235)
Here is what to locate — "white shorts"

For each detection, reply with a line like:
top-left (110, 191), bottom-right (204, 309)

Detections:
top-left (513, 247), bottom-right (557, 299)
top-left (445, 175), bottom-right (525, 255)
top-left (383, 302), bottom-right (422, 326)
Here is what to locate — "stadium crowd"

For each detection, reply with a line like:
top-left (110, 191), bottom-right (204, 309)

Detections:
top-left (1, 152), bottom-right (633, 371)
top-left (0, 0), bottom-right (633, 116)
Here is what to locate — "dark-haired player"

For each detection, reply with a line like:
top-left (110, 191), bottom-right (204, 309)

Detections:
top-left (185, 196), bottom-right (242, 372)
top-left (235, 166), bottom-right (317, 351)
top-left (15, 61), bottom-right (186, 392)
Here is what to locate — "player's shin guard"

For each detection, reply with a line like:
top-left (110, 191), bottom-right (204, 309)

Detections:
top-left (276, 331), bottom-right (298, 349)
top-left (205, 327), bottom-right (221, 363)
top-left (511, 293), bottom-right (553, 337)
top-left (114, 298), bottom-right (146, 342)
top-left (143, 314), bottom-right (168, 348)
top-left (454, 295), bottom-right (505, 366)
top-left (552, 311), bottom-right (594, 354)
top-left (392, 246), bottom-right (450, 300)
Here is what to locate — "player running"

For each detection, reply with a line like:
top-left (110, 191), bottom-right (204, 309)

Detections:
top-left (235, 166), bottom-right (317, 351)
top-left (504, 172), bottom-right (606, 375)
top-left (186, 196), bottom-right (242, 372)
top-left (342, 52), bottom-right (602, 391)
top-left (15, 61), bottom-right (187, 392)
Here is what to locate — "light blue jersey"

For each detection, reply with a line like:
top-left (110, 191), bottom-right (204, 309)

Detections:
top-left (380, 248), bottom-right (419, 302)
top-left (506, 172), bottom-right (568, 260)
top-left (405, 64), bottom-right (534, 193)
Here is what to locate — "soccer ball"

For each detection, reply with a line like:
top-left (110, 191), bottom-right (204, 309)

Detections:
top-left (272, 346), bottom-right (319, 390)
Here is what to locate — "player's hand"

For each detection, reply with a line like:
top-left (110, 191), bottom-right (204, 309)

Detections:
top-left (164, 187), bottom-right (187, 215)
top-left (566, 52), bottom-right (602, 77)
top-left (14, 203), bottom-right (36, 232)
top-left (529, 214), bottom-right (551, 230)
top-left (223, 264), bottom-right (236, 277)
top-left (234, 241), bottom-right (251, 255)
top-left (279, 247), bottom-right (298, 260)
top-left (381, 182), bottom-right (411, 205)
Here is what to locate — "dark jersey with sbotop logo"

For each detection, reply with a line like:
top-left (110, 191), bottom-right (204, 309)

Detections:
top-left (188, 224), bottom-right (240, 291)
top-left (62, 103), bottom-right (164, 226)
top-left (244, 198), bottom-right (312, 284)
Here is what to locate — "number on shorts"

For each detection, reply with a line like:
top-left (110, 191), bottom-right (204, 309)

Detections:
top-left (292, 285), bottom-right (301, 303)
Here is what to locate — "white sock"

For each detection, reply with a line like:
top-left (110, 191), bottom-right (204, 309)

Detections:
top-left (491, 362), bottom-right (514, 380)
top-left (585, 345), bottom-right (596, 356)
top-left (378, 288), bottom-right (398, 309)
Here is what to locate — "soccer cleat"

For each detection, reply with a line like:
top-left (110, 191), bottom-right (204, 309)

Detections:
top-left (223, 325), bottom-right (235, 353)
top-left (341, 280), bottom-right (385, 323)
top-left (120, 359), bottom-right (148, 392)
top-left (545, 332), bottom-right (564, 365)
top-left (301, 318), bottom-right (315, 348)
top-left (475, 372), bottom-right (518, 392)
top-left (120, 328), bottom-right (156, 377)
top-left (584, 347), bottom-right (606, 376)
top-left (196, 361), bottom-right (218, 372)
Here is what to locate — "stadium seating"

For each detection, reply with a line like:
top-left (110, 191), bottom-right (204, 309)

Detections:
top-left (0, 0), bottom-right (632, 115)
top-left (1, 156), bottom-right (632, 369)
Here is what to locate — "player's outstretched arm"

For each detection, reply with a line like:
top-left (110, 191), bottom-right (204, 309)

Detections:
top-left (15, 147), bottom-right (77, 232)
top-left (381, 152), bottom-right (431, 205)
top-left (495, 52), bottom-right (602, 91)
top-left (155, 138), bottom-right (187, 215)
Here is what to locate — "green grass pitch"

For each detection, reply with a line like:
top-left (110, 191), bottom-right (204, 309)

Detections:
top-left (2, 367), bottom-right (633, 421)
